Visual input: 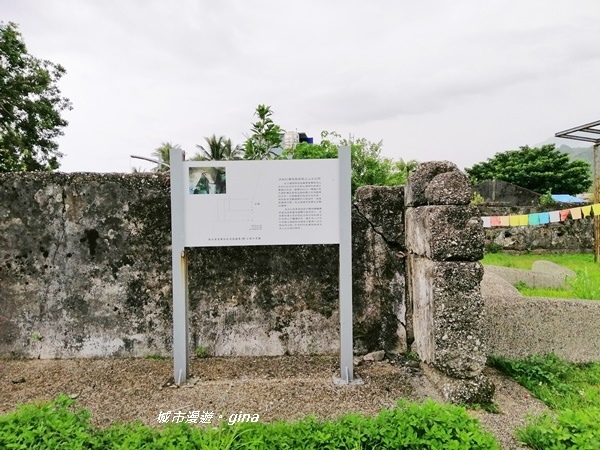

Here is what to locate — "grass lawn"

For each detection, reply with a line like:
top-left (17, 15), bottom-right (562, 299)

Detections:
top-left (482, 253), bottom-right (600, 300)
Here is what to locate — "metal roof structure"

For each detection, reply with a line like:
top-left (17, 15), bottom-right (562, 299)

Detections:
top-left (555, 119), bottom-right (600, 144)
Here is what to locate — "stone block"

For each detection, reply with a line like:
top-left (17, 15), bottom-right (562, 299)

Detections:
top-left (408, 256), bottom-right (487, 379)
top-left (354, 185), bottom-right (404, 245)
top-left (424, 171), bottom-right (472, 206)
top-left (406, 205), bottom-right (484, 261)
top-left (405, 161), bottom-right (470, 207)
top-left (423, 364), bottom-right (495, 404)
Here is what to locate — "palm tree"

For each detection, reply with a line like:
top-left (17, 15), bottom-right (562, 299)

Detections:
top-left (193, 135), bottom-right (242, 161)
top-left (151, 142), bottom-right (181, 172)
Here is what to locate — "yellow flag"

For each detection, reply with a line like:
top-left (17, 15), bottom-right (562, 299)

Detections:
top-left (509, 215), bottom-right (519, 226)
top-left (518, 215), bottom-right (528, 226)
top-left (593, 204), bottom-right (600, 215)
top-left (582, 205), bottom-right (592, 217)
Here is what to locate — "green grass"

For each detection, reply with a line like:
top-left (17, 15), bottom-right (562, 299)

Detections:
top-left (489, 354), bottom-right (600, 448)
top-left (0, 396), bottom-right (501, 449)
top-left (482, 253), bottom-right (600, 300)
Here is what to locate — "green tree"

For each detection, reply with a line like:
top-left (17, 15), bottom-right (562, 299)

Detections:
top-left (193, 134), bottom-right (242, 161)
top-left (243, 104), bottom-right (284, 160)
top-left (0, 22), bottom-right (72, 172)
top-left (465, 144), bottom-right (592, 195)
top-left (151, 142), bottom-right (181, 172)
top-left (287, 130), bottom-right (417, 194)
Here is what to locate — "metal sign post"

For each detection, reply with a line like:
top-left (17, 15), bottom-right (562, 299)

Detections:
top-left (337, 146), bottom-right (355, 384)
top-left (170, 148), bottom-right (189, 383)
top-left (169, 146), bottom-right (354, 384)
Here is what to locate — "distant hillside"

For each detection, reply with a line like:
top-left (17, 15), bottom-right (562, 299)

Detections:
top-left (536, 137), bottom-right (593, 166)
top-left (558, 144), bottom-right (593, 166)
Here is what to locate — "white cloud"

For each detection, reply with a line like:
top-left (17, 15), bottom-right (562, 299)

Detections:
top-left (4, 0), bottom-right (600, 172)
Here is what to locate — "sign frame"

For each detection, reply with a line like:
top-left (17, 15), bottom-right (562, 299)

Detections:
top-left (169, 147), bottom-right (356, 385)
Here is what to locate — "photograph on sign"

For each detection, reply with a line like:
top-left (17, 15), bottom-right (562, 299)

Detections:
top-left (183, 159), bottom-right (339, 247)
top-left (189, 167), bottom-right (226, 195)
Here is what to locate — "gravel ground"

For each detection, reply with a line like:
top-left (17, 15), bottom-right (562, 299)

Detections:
top-left (1, 355), bottom-right (546, 449)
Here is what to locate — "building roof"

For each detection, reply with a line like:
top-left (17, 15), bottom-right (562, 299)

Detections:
top-left (551, 194), bottom-right (585, 203)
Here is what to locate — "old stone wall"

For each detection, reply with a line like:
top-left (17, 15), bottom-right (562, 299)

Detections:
top-left (0, 173), bottom-right (406, 358)
top-left (479, 205), bottom-right (593, 254)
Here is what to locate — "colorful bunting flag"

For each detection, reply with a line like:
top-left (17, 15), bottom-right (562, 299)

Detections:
top-left (481, 203), bottom-right (600, 226)
top-left (528, 213), bottom-right (540, 225)
top-left (582, 205), bottom-right (592, 217)
top-left (518, 215), bottom-right (528, 226)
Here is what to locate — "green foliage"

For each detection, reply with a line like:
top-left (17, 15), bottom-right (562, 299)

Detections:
top-left (151, 142), bottom-right (181, 172)
top-left (243, 104), bottom-right (284, 160)
top-left (465, 144), bottom-right (592, 195)
top-left (0, 22), bottom-right (72, 172)
top-left (488, 354), bottom-right (576, 408)
top-left (517, 408), bottom-right (600, 450)
top-left (489, 354), bottom-right (600, 448)
top-left (539, 189), bottom-right (558, 208)
top-left (484, 243), bottom-right (503, 254)
top-left (568, 268), bottom-right (600, 300)
top-left (0, 396), bottom-right (500, 449)
top-left (287, 130), bottom-right (417, 194)
top-left (471, 191), bottom-right (485, 205)
top-left (194, 346), bottom-right (210, 358)
top-left (0, 394), bottom-right (96, 448)
top-left (194, 134), bottom-right (242, 161)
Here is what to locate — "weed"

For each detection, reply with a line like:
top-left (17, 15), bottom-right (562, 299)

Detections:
top-left (31, 333), bottom-right (43, 341)
top-left (145, 354), bottom-right (167, 360)
top-left (471, 191), bottom-right (485, 205)
top-left (489, 354), bottom-right (600, 448)
top-left (569, 268), bottom-right (600, 300)
top-left (195, 346), bottom-right (210, 358)
top-left (485, 243), bottom-right (504, 254)
top-left (406, 350), bottom-right (420, 361)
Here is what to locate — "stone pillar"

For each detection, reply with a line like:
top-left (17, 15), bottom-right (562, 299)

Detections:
top-left (405, 161), bottom-right (494, 404)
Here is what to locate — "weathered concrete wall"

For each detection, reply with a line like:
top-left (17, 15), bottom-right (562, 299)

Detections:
top-left (483, 295), bottom-right (600, 362)
top-left (0, 173), bottom-right (406, 358)
top-left (474, 179), bottom-right (541, 206)
top-left (484, 264), bottom-right (574, 289)
top-left (405, 162), bottom-right (493, 404)
top-left (480, 205), bottom-right (593, 254)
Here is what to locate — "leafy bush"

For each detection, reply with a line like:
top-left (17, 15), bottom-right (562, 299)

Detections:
top-left (0, 396), bottom-right (500, 449)
top-left (0, 394), bottom-right (96, 449)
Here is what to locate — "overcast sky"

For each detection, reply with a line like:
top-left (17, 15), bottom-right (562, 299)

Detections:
top-left (4, 0), bottom-right (600, 172)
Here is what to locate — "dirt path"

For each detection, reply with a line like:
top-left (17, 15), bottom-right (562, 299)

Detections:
top-left (1, 355), bottom-right (546, 449)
